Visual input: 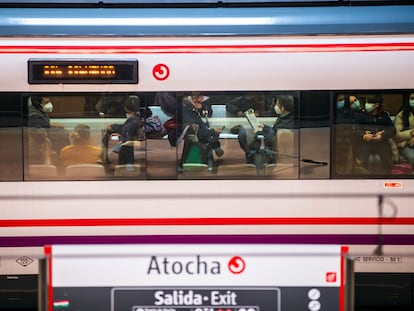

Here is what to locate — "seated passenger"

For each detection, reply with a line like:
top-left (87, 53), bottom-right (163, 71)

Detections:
top-left (181, 95), bottom-right (224, 167)
top-left (354, 95), bottom-right (396, 174)
top-left (27, 95), bottom-right (54, 129)
top-left (60, 124), bottom-right (103, 167)
top-left (392, 92), bottom-right (414, 165)
top-left (102, 95), bottom-right (143, 162)
top-left (235, 95), bottom-right (294, 166)
top-left (189, 92), bottom-right (213, 117)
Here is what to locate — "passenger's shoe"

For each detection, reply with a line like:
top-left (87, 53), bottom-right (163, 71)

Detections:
top-left (214, 147), bottom-right (224, 157)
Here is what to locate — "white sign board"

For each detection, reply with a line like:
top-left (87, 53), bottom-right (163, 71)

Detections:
top-left (45, 244), bottom-right (349, 311)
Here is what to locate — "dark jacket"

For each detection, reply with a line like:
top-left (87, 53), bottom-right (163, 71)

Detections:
top-left (271, 112), bottom-right (294, 132)
top-left (28, 105), bottom-right (50, 128)
top-left (121, 116), bottom-right (141, 142)
top-left (354, 110), bottom-right (396, 143)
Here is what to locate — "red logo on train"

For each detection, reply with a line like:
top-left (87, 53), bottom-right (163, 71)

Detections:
top-left (153, 64), bottom-right (170, 80)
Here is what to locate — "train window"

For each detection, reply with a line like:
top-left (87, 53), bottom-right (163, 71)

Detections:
top-left (331, 91), bottom-right (414, 178)
top-left (18, 91), bottom-right (302, 181)
top-left (24, 93), bottom-right (150, 180)
top-left (176, 92), bottom-right (300, 179)
top-left (1, 89), bottom-right (411, 181)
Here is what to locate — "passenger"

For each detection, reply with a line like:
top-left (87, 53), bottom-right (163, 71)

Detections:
top-left (189, 92), bottom-right (213, 117)
top-left (27, 95), bottom-right (70, 165)
top-left (349, 95), bottom-right (363, 116)
top-left (27, 95), bottom-right (54, 128)
top-left (354, 95), bottom-right (396, 174)
top-left (235, 95), bottom-right (294, 166)
top-left (181, 94), bottom-right (224, 166)
top-left (102, 95), bottom-right (142, 164)
top-left (60, 124), bottom-right (103, 167)
top-left (334, 94), bottom-right (362, 174)
top-left (28, 127), bottom-right (53, 165)
top-left (392, 92), bottom-right (414, 165)
top-left (118, 95), bottom-right (142, 144)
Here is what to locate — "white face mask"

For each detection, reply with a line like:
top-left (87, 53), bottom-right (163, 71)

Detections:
top-left (42, 102), bottom-right (53, 113)
top-left (365, 103), bottom-right (376, 112)
top-left (274, 104), bottom-right (282, 115)
top-left (351, 100), bottom-right (361, 110)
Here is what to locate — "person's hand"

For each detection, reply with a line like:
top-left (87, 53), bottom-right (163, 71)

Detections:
top-left (407, 136), bottom-right (414, 147)
top-left (188, 134), bottom-right (198, 143)
top-left (372, 131), bottom-right (383, 141)
top-left (363, 131), bottom-right (375, 142)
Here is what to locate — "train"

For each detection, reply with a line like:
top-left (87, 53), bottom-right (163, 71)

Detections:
top-left (0, 1), bottom-right (414, 310)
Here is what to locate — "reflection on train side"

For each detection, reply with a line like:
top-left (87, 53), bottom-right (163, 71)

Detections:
top-left (11, 90), bottom-right (414, 180)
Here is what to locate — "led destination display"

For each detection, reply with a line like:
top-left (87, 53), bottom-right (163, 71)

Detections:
top-left (28, 59), bottom-right (138, 84)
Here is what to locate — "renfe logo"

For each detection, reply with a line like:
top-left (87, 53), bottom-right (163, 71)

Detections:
top-left (227, 256), bottom-right (246, 274)
top-left (146, 255), bottom-right (246, 275)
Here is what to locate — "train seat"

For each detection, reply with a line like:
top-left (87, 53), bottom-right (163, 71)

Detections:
top-left (216, 164), bottom-right (258, 176)
top-left (276, 129), bottom-right (294, 162)
top-left (114, 164), bottom-right (143, 177)
top-left (28, 164), bottom-right (58, 179)
top-left (65, 164), bottom-right (106, 178)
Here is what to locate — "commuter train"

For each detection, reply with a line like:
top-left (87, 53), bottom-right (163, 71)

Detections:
top-left (1, 1), bottom-right (414, 310)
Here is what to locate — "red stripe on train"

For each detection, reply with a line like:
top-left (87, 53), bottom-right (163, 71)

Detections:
top-left (0, 42), bottom-right (414, 53)
top-left (1, 217), bottom-right (414, 227)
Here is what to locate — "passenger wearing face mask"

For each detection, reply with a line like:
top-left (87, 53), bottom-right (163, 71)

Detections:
top-left (27, 95), bottom-right (54, 128)
top-left (335, 94), bottom-right (351, 124)
top-left (335, 94), bottom-right (361, 124)
top-left (392, 92), bottom-right (414, 165)
top-left (27, 95), bottom-right (70, 168)
top-left (237, 95), bottom-right (294, 165)
top-left (354, 95), bottom-right (396, 174)
top-left (350, 95), bottom-right (362, 113)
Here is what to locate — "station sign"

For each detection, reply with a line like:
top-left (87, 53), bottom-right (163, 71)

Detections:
top-left (44, 244), bottom-right (350, 311)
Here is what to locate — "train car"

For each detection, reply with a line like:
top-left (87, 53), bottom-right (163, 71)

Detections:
top-left (0, 1), bottom-right (414, 310)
